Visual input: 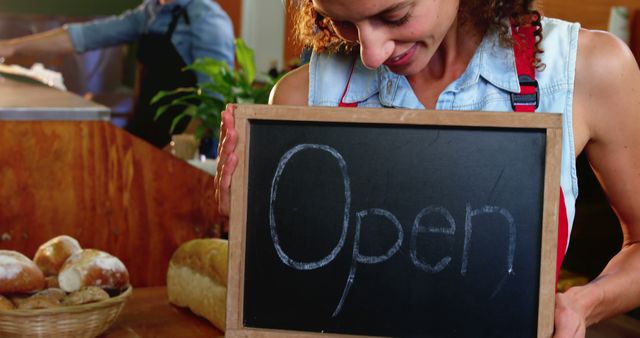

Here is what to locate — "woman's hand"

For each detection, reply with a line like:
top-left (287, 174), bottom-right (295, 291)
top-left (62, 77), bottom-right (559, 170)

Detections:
top-left (553, 290), bottom-right (588, 338)
top-left (214, 104), bottom-right (239, 225)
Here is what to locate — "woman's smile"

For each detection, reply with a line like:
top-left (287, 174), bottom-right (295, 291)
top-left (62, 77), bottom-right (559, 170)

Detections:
top-left (383, 43), bottom-right (418, 68)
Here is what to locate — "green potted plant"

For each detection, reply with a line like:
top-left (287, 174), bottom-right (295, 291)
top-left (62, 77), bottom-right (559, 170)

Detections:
top-left (152, 38), bottom-right (280, 157)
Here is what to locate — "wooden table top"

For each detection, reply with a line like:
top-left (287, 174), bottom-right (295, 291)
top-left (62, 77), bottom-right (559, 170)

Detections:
top-left (99, 286), bottom-right (223, 338)
top-left (0, 74), bottom-right (109, 120)
top-left (100, 286), bottom-right (640, 338)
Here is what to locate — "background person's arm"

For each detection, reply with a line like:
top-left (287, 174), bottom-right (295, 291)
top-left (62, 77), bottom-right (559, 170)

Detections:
top-left (64, 6), bottom-right (146, 54)
top-left (0, 28), bottom-right (75, 58)
top-left (0, 4), bottom-right (147, 59)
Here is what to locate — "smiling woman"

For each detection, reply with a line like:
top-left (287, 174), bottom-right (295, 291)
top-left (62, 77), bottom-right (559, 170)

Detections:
top-left (283, 0), bottom-right (545, 108)
top-left (216, 0), bottom-right (640, 337)
top-left (295, 0), bottom-right (537, 55)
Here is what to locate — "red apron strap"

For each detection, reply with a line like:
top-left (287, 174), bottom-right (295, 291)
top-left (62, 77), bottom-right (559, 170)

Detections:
top-left (339, 59), bottom-right (359, 107)
top-left (511, 18), bottom-right (568, 282)
top-left (557, 187), bottom-right (570, 281)
top-left (510, 19), bottom-right (539, 113)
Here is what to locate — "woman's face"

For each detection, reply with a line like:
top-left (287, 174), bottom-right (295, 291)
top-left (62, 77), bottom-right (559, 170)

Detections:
top-left (312, 0), bottom-right (459, 75)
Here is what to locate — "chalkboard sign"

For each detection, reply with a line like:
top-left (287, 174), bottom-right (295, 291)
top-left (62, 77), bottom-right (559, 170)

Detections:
top-left (227, 105), bottom-right (562, 338)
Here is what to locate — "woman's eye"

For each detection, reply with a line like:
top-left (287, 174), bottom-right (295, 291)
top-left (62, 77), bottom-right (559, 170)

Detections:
top-left (383, 13), bottom-right (411, 27)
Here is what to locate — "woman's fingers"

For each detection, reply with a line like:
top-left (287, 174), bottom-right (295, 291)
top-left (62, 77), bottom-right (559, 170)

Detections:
top-left (215, 104), bottom-right (238, 219)
top-left (217, 105), bottom-right (235, 159)
top-left (552, 292), bottom-right (586, 338)
top-left (218, 152), bottom-right (238, 217)
top-left (216, 127), bottom-right (238, 216)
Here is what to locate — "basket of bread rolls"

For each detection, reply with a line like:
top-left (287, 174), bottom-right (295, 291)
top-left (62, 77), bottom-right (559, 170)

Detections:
top-left (0, 235), bottom-right (131, 338)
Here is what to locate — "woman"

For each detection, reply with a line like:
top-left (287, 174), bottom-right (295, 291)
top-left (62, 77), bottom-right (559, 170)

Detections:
top-left (216, 1), bottom-right (640, 336)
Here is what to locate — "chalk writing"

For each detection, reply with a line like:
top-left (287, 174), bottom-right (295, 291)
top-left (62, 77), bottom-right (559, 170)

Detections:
top-left (269, 144), bottom-right (517, 316)
top-left (333, 208), bottom-right (404, 317)
top-left (411, 206), bottom-right (456, 273)
top-left (269, 144), bottom-right (351, 270)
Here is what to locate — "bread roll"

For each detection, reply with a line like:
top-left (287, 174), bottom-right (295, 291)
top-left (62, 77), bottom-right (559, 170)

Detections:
top-left (58, 249), bottom-right (129, 293)
top-left (0, 250), bottom-right (45, 294)
top-left (45, 275), bottom-right (60, 289)
top-left (7, 294), bottom-right (29, 307)
top-left (0, 295), bottom-right (14, 310)
top-left (167, 238), bottom-right (228, 331)
top-left (16, 294), bottom-right (62, 310)
top-left (34, 288), bottom-right (67, 302)
top-left (62, 286), bottom-right (110, 306)
top-left (33, 235), bottom-right (82, 276)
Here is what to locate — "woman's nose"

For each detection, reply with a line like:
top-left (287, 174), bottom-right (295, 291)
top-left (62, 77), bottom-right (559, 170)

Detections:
top-left (357, 25), bottom-right (394, 69)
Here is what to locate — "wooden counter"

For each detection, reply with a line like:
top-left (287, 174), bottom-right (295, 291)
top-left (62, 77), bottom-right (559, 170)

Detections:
top-left (100, 287), bottom-right (223, 338)
top-left (102, 287), bottom-right (640, 338)
top-left (0, 121), bottom-right (218, 286)
top-left (0, 74), bottom-right (109, 120)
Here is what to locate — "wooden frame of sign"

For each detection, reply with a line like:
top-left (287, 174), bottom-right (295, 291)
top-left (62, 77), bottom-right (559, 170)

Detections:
top-left (226, 104), bottom-right (562, 338)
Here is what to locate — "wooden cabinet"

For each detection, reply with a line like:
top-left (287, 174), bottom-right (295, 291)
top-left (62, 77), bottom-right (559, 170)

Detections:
top-left (0, 78), bottom-right (218, 287)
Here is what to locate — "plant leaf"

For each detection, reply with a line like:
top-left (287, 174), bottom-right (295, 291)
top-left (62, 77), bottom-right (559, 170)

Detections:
top-left (235, 39), bottom-right (256, 85)
top-left (152, 38), bottom-right (279, 142)
top-left (151, 87), bottom-right (198, 105)
top-left (153, 105), bottom-right (171, 120)
top-left (168, 114), bottom-right (190, 134)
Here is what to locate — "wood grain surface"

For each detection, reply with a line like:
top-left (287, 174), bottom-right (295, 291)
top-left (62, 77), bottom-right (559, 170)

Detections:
top-left (0, 121), bottom-right (218, 287)
top-left (99, 286), bottom-right (223, 338)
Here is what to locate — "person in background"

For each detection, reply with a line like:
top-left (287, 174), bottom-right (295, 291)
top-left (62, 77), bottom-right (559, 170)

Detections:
top-left (268, 59), bottom-right (280, 78)
top-left (0, 0), bottom-right (235, 148)
top-left (215, 0), bottom-right (640, 337)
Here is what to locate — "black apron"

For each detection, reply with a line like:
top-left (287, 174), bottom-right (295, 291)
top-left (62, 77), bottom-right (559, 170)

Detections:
top-left (126, 5), bottom-right (197, 148)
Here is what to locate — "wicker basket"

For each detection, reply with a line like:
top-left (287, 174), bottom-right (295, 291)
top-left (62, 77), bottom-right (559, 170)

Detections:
top-left (0, 286), bottom-right (132, 338)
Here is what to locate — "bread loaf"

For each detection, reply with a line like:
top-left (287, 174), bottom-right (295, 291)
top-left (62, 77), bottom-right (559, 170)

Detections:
top-left (33, 235), bottom-right (82, 277)
top-left (0, 250), bottom-right (45, 294)
top-left (167, 238), bottom-right (228, 331)
top-left (58, 249), bottom-right (129, 293)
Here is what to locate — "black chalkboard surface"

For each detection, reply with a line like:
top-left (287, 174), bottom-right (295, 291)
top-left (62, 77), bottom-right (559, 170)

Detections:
top-left (226, 105), bottom-right (562, 338)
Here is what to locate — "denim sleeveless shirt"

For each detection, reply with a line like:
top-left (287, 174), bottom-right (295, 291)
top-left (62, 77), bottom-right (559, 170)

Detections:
top-left (308, 18), bottom-right (580, 248)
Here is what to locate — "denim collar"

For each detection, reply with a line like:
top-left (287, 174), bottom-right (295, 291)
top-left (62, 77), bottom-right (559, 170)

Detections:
top-left (170, 0), bottom-right (193, 7)
top-left (150, 0), bottom-right (193, 12)
top-left (339, 31), bottom-right (522, 109)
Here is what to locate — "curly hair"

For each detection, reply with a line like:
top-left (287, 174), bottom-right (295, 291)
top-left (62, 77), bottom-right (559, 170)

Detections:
top-left (291, 0), bottom-right (543, 68)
